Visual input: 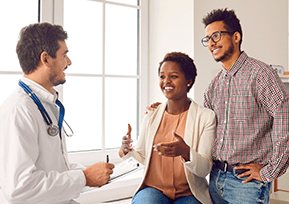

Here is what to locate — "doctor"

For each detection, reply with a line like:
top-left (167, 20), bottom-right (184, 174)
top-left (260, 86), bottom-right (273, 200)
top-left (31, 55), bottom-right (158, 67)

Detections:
top-left (0, 23), bottom-right (114, 204)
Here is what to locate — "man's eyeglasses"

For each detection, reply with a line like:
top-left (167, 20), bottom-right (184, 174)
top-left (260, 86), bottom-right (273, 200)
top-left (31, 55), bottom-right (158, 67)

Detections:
top-left (201, 31), bottom-right (234, 47)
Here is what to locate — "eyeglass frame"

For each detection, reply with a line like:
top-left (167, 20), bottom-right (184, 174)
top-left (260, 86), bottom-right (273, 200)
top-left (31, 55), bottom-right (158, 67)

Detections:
top-left (201, 31), bottom-right (234, 47)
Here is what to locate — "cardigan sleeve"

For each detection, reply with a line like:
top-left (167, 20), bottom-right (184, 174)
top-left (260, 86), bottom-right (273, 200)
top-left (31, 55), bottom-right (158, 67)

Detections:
top-left (183, 108), bottom-right (216, 178)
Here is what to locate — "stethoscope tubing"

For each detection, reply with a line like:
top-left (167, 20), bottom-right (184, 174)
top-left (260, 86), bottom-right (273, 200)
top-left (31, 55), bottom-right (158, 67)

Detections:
top-left (19, 80), bottom-right (53, 126)
top-left (18, 80), bottom-right (63, 137)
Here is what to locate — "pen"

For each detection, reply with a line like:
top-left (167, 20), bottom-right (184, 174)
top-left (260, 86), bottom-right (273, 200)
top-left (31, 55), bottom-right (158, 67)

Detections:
top-left (106, 155), bottom-right (109, 163)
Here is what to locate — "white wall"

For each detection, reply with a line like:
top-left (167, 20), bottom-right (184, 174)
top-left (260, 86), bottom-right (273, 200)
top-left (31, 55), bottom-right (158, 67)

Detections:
top-left (193, 0), bottom-right (288, 104)
top-left (148, 0), bottom-right (194, 104)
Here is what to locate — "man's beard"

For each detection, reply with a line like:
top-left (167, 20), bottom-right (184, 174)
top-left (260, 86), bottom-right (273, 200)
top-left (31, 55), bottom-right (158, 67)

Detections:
top-left (50, 74), bottom-right (66, 87)
top-left (214, 44), bottom-right (234, 62)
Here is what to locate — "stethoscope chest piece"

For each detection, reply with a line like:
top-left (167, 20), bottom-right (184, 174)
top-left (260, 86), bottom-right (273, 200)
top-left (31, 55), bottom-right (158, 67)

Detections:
top-left (47, 125), bottom-right (59, 136)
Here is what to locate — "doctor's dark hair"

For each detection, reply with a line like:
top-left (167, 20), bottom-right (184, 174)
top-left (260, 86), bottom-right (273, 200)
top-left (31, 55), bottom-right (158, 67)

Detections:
top-left (202, 8), bottom-right (243, 48)
top-left (158, 52), bottom-right (197, 92)
top-left (16, 22), bottom-right (68, 74)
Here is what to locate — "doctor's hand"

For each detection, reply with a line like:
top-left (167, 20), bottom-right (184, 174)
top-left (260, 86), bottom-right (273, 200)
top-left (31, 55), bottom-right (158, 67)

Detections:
top-left (153, 131), bottom-right (190, 161)
top-left (144, 102), bottom-right (162, 114)
top-left (83, 162), bottom-right (115, 187)
top-left (119, 124), bottom-right (133, 158)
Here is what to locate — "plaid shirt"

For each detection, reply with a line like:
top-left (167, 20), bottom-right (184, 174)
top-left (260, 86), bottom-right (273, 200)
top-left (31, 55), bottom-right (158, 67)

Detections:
top-left (204, 52), bottom-right (289, 183)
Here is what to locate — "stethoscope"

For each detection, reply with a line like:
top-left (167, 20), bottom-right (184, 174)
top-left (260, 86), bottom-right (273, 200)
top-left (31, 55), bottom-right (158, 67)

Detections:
top-left (19, 80), bottom-right (73, 137)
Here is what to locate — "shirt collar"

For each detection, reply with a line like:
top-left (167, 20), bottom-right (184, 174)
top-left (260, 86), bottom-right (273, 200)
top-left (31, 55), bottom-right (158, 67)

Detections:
top-left (21, 77), bottom-right (58, 104)
top-left (221, 51), bottom-right (248, 77)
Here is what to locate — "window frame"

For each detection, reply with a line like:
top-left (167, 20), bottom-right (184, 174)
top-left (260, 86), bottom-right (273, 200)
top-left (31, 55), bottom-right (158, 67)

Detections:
top-left (40, 0), bottom-right (148, 165)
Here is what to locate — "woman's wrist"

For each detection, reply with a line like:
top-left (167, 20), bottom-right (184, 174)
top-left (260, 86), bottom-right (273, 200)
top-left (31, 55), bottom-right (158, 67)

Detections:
top-left (182, 145), bottom-right (190, 161)
top-left (119, 148), bottom-right (126, 157)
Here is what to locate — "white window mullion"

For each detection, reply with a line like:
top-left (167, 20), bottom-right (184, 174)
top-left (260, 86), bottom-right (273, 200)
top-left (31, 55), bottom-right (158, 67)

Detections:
top-left (102, 1), bottom-right (106, 151)
top-left (139, 0), bottom-right (149, 124)
top-left (50, 0), bottom-right (64, 100)
top-left (40, 0), bottom-right (54, 23)
top-left (53, 0), bottom-right (64, 25)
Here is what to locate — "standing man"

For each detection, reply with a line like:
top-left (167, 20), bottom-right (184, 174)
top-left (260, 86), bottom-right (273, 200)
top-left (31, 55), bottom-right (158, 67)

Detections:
top-left (0, 23), bottom-right (114, 204)
top-left (201, 8), bottom-right (289, 203)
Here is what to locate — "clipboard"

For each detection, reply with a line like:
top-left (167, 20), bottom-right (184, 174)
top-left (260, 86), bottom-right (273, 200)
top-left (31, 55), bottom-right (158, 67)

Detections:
top-left (108, 156), bottom-right (143, 182)
top-left (82, 156), bottom-right (143, 193)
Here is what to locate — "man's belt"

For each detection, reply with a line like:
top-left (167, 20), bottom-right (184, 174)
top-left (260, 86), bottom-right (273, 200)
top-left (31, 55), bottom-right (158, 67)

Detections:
top-left (213, 160), bottom-right (248, 174)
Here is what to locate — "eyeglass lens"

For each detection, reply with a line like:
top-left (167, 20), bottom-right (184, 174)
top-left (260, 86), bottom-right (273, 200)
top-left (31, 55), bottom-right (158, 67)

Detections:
top-left (202, 31), bottom-right (221, 47)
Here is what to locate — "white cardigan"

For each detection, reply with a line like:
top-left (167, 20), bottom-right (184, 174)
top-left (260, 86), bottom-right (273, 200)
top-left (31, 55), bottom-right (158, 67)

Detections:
top-left (123, 99), bottom-right (216, 204)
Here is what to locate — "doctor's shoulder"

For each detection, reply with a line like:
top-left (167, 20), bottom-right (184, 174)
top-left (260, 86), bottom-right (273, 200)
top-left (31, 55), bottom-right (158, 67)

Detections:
top-left (0, 88), bottom-right (39, 121)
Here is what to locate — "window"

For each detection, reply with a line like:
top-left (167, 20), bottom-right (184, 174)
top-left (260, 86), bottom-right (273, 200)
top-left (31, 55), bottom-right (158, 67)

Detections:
top-left (0, 0), bottom-right (148, 164)
top-left (0, 1), bottom-right (38, 105)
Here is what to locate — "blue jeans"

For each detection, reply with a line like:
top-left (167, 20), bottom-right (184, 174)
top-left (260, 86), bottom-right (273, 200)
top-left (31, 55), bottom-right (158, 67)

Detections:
top-left (209, 165), bottom-right (271, 204)
top-left (132, 187), bottom-right (201, 204)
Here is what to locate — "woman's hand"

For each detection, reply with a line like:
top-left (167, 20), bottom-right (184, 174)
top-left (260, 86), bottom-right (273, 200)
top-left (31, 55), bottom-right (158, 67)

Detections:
top-left (119, 124), bottom-right (133, 157)
top-left (153, 131), bottom-right (190, 161)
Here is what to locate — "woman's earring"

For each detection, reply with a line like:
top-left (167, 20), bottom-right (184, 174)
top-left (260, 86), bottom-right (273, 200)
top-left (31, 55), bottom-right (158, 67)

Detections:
top-left (187, 84), bottom-right (190, 87)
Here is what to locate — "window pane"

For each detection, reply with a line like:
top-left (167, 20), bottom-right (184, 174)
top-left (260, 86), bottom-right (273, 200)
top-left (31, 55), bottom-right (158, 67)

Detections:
top-left (105, 78), bottom-right (138, 149)
top-left (64, 0), bottom-right (103, 74)
top-left (108, 0), bottom-right (138, 6)
top-left (64, 76), bottom-right (102, 152)
top-left (105, 4), bottom-right (138, 75)
top-left (0, 75), bottom-right (22, 105)
top-left (0, 1), bottom-right (38, 72)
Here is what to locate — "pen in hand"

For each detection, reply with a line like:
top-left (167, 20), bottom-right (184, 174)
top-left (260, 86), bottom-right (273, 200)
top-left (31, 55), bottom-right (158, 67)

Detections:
top-left (106, 155), bottom-right (109, 163)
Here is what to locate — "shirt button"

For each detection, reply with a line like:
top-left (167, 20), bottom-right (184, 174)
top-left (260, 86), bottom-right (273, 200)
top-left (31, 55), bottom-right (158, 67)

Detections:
top-left (224, 120), bottom-right (226, 124)
top-left (225, 101), bottom-right (227, 104)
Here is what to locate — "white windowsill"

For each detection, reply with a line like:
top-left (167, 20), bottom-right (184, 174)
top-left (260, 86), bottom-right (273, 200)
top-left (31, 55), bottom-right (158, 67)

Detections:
top-left (68, 150), bottom-right (123, 167)
top-left (75, 169), bottom-right (143, 204)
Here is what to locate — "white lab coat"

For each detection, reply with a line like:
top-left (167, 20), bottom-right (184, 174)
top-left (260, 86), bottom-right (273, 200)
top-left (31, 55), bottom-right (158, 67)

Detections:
top-left (0, 77), bottom-right (86, 204)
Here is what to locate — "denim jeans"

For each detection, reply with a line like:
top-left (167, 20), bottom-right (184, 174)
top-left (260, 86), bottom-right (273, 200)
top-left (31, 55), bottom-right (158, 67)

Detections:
top-left (131, 187), bottom-right (201, 204)
top-left (209, 165), bottom-right (271, 204)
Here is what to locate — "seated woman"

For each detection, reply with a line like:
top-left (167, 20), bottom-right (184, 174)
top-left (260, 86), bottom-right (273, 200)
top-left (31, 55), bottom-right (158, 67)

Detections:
top-left (119, 52), bottom-right (216, 204)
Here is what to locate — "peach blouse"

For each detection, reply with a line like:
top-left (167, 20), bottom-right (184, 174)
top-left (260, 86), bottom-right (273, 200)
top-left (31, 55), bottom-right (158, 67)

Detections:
top-left (143, 109), bottom-right (192, 200)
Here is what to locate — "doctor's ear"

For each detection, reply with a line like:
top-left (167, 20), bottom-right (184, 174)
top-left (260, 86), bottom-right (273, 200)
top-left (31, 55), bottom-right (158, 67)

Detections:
top-left (40, 51), bottom-right (50, 65)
